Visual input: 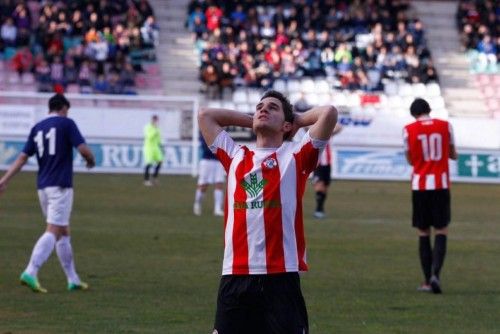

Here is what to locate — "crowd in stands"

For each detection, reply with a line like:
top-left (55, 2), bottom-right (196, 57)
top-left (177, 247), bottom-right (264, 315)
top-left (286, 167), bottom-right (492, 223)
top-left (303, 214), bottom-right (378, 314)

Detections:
top-left (186, 0), bottom-right (439, 99)
top-left (457, 0), bottom-right (499, 73)
top-left (0, 0), bottom-right (159, 94)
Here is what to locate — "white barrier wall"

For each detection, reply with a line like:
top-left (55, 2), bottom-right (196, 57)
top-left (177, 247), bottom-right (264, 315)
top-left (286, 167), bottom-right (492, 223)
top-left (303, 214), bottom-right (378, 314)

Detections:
top-left (1, 96), bottom-right (499, 183)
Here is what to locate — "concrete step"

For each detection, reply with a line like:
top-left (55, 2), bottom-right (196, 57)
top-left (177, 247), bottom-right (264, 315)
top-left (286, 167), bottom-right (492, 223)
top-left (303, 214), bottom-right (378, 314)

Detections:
top-left (442, 87), bottom-right (485, 99)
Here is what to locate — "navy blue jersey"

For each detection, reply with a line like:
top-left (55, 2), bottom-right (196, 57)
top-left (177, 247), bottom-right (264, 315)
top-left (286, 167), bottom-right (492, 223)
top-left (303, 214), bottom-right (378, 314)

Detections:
top-left (22, 115), bottom-right (85, 189)
top-left (201, 137), bottom-right (217, 160)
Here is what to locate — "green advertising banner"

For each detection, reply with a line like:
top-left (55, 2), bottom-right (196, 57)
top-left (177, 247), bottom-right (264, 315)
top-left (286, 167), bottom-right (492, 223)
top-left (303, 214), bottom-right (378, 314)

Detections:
top-left (458, 153), bottom-right (500, 179)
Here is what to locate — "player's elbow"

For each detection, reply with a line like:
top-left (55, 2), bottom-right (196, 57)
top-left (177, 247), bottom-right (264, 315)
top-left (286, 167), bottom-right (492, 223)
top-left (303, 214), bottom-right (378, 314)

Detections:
top-left (322, 105), bottom-right (338, 125)
top-left (198, 107), bottom-right (211, 124)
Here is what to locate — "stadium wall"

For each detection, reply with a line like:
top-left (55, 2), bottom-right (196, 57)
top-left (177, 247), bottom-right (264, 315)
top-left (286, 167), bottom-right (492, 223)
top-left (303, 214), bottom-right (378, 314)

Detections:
top-left (0, 94), bottom-right (499, 183)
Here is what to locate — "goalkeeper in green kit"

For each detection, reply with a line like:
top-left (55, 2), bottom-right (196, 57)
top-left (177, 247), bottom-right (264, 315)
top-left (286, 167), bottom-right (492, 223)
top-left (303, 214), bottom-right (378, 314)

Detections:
top-left (143, 115), bottom-right (164, 186)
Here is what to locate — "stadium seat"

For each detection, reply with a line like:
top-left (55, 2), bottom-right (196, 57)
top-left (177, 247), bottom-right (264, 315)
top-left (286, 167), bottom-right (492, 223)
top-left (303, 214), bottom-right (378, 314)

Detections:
top-left (426, 83), bottom-right (441, 97)
top-left (346, 93), bottom-right (361, 107)
top-left (398, 83), bottom-right (414, 97)
top-left (66, 84), bottom-right (80, 94)
top-left (429, 96), bottom-right (445, 109)
top-left (21, 73), bottom-right (34, 84)
top-left (383, 81), bottom-right (398, 96)
top-left (236, 103), bottom-right (252, 113)
top-left (413, 83), bottom-right (426, 97)
top-left (301, 78), bottom-right (315, 94)
top-left (331, 92), bottom-right (347, 106)
top-left (288, 92), bottom-right (302, 104)
top-left (305, 93), bottom-right (319, 105)
top-left (273, 79), bottom-right (287, 92)
top-left (207, 100), bottom-right (222, 108)
top-left (314, 79), bottom-right (330, 94)
top-left (287, 80), bottom-right (301, 93)
top-left (247, 89), bottom-right (262, 104)
top-left (317, 93), bottom-right (331, 105)
top-left (232, 89), bottom-right (248, 104)
top-left (221, 101), bottom-right (236, 110)
top-left (388, 96), bottom-right (403, 109)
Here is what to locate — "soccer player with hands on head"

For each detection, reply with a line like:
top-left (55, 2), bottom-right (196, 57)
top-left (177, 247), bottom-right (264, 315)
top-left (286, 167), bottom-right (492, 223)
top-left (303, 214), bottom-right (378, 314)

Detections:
top-left (199, 89), bottom-right (337, 334)
top-left (0, 94), bottom-right (95, 293)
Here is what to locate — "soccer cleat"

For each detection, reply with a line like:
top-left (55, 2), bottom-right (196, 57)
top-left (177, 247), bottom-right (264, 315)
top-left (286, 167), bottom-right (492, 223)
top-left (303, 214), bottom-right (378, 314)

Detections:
top-left (430, 276), bottom-right (442, 294)
top-left (144, 180), bottom-right (153, 187)
top-left (313, 211), bottom-right (326, 219)
top-left (417, 284), bottom-right (432, 292)
top-left (68, 281), bottom-right (89, 291)
top-left (214, 209), bottom-right (224, 217)
top-left (20, 272), bottom-right (48, 293)
top-left (193, 202), bottom-right (202, 216)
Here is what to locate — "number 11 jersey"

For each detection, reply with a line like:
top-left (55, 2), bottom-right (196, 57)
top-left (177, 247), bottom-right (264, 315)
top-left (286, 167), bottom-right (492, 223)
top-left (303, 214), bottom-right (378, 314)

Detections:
top-left (23, 115), bottom-right (85, 189)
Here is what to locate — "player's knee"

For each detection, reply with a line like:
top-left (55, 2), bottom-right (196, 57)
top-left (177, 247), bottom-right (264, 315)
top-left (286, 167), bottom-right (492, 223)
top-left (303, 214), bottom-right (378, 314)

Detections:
top-left (418, 228), bottom-right (430, 236)
top-left (434, 227), bottom-right (448, 235)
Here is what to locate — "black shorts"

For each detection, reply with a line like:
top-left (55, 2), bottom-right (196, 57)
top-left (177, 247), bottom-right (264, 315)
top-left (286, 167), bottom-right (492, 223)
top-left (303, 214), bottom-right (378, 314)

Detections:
top-left (313, 165), bottom-right (331, 186)
top-left (213, 273), bottom-right (308, 334)
top-left (412, 189), bottom-right (451, 230)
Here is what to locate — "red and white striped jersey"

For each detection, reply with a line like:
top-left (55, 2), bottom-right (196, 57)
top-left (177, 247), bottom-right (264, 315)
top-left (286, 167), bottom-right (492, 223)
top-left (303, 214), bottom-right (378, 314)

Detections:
top-left (210, 130), bottom-right (327, 275)
top-left (403, 116), bottom-right (455, 191)
top-left (317, 139), bottom-right (332, 166)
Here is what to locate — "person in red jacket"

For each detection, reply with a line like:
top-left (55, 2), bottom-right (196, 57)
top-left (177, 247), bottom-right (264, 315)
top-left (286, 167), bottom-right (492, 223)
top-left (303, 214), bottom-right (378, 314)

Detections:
top-left (403, 98), bottom-right (457, 294)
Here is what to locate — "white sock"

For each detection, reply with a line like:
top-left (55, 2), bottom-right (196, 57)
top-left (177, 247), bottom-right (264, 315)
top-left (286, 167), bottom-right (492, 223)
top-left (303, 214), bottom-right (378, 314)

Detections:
top-left (214, 189), bottom-right (223, 212)
top-left (195, 189), bottom-right (205, 204)
top-left (56, 236), bottom-right (81, 284)
top-left (25, 232), bottom-right (56, 277)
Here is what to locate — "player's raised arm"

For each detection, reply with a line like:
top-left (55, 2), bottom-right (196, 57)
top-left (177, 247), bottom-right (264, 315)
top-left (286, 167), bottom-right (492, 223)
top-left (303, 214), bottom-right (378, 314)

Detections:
top-left (198, 107), bottom-right (253, 145)
top-left (77, 143), bottom-right (96, 169)
top-left (0, 153), bottom-right (29, 194)
top-left (294, 105), bottom-right (338, 141)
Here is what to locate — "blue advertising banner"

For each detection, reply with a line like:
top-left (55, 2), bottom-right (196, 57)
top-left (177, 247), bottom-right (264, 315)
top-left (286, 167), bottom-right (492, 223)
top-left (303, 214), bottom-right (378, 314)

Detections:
top-left (0, 139), bottom-right (194, 174)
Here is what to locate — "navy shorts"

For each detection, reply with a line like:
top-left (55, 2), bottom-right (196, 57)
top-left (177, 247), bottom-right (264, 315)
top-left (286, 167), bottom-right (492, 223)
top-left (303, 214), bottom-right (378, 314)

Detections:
top-left (213, 273), bottom-right (308, 334)
top-left (412, 189), bottom-right (451, 230)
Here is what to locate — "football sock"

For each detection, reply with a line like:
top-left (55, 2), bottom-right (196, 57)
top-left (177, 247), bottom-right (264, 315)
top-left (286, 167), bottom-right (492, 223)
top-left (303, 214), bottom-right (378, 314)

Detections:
top-left (419, 236), bottom-right (432, 284)
top-left (25, 232), bottom-right (56, 277)
top-left (315, 191), bottom-right (326, 212)
top-left (56, 236), bottom-right (81, 284)
top-left (153, 162), bottom-right (162, 178)
top-left (144, 164), bottom-right (152, 180)
top-left (195, 189), bottom-right (205, 204)
top-left (214, 189), bottom-right (223, 212)
top-left (432, 234), bottom-right (447, 279)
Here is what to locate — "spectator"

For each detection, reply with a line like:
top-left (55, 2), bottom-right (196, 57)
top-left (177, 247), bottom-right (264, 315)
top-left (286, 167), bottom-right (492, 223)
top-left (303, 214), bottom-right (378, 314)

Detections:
top-left (476, 35), bottom-right (497, 71)
top-left (201, 64), bottom-right (219, 99)
top-left (50, 56), bottom-right (65, 86)
top-left (1, 18), bottom-right (17, 47)
top-left (11, 46), bottom-right (32, 79)
top-left (205, 4), bottom-right (223, 32)
top-left (140, 15), bottom-right (159, 48)
top-left (93, 74), bottom-right (110, 94)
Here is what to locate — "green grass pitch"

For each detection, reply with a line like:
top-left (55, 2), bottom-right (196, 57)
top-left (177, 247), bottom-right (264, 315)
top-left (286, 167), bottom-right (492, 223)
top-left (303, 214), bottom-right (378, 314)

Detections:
top-left (1, 172), bottom-right (499, 333)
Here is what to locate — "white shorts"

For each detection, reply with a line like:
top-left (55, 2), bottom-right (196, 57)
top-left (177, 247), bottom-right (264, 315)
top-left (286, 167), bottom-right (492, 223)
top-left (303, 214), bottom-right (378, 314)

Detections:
top-left (198, 159), bottom-right (226, 185)
top-left (37, 187), bottom-right (74, 226)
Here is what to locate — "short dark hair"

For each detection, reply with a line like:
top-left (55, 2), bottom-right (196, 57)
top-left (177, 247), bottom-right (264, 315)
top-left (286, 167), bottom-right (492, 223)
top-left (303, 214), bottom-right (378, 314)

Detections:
top-left (260, 90), bottom-right (294, 123)
top-left (410, 98), bottom-right (431, 117)
top-left (48, 94), bottom-right (70, 112)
